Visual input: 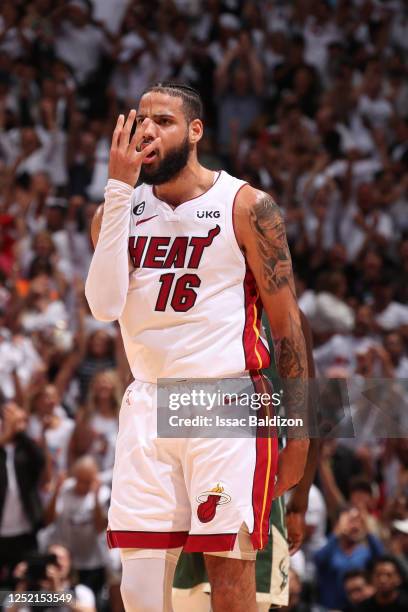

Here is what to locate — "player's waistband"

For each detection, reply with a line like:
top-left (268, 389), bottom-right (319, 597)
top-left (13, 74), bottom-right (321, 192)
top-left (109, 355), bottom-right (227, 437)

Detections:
top-left (129, 371), bottom-right (254, 387)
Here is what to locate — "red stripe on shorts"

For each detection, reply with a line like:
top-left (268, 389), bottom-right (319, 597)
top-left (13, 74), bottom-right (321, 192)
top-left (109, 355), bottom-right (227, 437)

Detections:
top-left (107, 530), bottom-right (188, 549)
top-left (250, 372), bottom-right (279, 550)
top-left (184, 533), bottom-right (237, 552)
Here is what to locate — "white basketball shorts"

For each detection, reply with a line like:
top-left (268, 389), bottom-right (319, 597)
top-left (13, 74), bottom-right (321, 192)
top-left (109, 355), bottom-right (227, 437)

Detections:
top-left (107, 376), bottom-right (278, 553)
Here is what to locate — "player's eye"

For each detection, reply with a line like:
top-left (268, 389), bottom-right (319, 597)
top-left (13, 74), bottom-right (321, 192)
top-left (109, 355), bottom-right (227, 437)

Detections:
top-left (158, 118), bottom-right (171, 126)
top-left (136, 117), bottom-right (144, 125)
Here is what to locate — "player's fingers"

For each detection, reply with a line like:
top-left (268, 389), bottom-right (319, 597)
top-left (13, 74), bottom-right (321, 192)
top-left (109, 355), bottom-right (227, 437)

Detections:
top-left (118, 109), bottom-right (137, 150)
top-left (138, 137), bottom-right (161, 159)
top-left (111, 114), bottom-right (124, 149)
top-left (273, 479), bottom-right (296, 500)
top-left (273, 479), bottom-right (285, 499)
top-left (132, 117), bottom-right (156, 152)
top-left (288, 538), bottom-right (302, 556)
top-left (129, 119), bottom-right (148, 151)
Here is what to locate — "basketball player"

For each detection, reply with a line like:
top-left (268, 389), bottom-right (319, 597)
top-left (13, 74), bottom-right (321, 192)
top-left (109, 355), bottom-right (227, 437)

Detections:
top-left (85, 84), bottom-right (309, 612)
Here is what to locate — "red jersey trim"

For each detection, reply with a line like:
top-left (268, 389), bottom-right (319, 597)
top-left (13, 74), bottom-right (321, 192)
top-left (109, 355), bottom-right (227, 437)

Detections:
top-left (184, 533), bottom-right (237, 552)
top-left (242, 265), bottom-right (271, 370)
top-left (249, 372), bottom-right (279, 550)
top-left (106, 530), bottom-right (188, 549)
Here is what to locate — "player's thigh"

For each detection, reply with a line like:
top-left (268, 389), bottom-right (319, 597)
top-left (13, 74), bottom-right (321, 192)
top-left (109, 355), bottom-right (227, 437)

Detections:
top-left (109, 381), bottom-right (190, 540)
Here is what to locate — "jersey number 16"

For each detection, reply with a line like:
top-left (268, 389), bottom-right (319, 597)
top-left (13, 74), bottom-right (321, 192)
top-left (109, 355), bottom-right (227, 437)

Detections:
top-left (155, 273), bottom-right (201, 312)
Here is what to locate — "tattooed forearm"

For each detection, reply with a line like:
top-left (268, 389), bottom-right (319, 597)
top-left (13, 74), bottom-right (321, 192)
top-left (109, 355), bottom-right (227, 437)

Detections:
top-left (249, 193), bottom-right (295, 295)
top-left (274, 312), bottom-right (306, 380)
top-left (275, 337), bottom-right (304, 379)
top-left (273, 294), bottom-right (308, 437)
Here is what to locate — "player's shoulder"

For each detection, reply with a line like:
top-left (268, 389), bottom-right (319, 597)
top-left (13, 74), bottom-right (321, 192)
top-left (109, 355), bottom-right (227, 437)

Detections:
top-left (233, 181), bottom-right (282, 222)
top-left (232, 181), bottom-right (284, 246)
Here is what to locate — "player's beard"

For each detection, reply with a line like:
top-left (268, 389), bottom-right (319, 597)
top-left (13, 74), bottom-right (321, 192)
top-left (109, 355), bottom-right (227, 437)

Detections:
top-left (139, 135), bottom-right (191, 185)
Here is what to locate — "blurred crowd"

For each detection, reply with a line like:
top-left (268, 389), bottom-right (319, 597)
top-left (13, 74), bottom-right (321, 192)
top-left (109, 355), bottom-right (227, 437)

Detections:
top-left (0, 0), bottom-right (407, 610)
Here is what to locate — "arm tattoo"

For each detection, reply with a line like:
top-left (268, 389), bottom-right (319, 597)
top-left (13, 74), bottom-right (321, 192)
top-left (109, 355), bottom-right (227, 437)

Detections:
top-left (274, 312), bottom-right (305, 380)
top-left (249, 193), bottom-right (295, 295)
top-left (249, 193), bottom-right (308, 435)
top-left (275, 312), bottom-right (309, 438)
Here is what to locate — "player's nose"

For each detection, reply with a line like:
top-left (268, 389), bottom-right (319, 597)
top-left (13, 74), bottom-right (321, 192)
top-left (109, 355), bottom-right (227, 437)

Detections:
top-left (141, 117), bottom-right (158, 139)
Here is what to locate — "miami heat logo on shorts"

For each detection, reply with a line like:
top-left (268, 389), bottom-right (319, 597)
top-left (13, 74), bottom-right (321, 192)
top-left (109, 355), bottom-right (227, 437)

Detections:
top-left (196, 483), bottom-right (231, 523)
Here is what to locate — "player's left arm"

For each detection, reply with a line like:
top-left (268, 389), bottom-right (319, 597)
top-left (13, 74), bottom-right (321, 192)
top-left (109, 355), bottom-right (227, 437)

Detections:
top-left (285, 311), bottom-right (320, 554)
top-left (286, 311), bottom-right (319, 512)
top-left (234, 186), bottom-right (309, 497)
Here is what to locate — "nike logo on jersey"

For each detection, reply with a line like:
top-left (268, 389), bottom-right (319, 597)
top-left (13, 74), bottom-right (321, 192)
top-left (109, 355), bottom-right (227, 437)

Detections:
top-left (128, 225), bottom-right (221, 269)
top-left (135, 215), bottom-right (159, 227)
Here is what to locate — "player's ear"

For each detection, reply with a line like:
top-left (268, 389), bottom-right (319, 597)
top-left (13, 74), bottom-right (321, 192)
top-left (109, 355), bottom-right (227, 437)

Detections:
top-left (189, 119), bottom-right (203, 145)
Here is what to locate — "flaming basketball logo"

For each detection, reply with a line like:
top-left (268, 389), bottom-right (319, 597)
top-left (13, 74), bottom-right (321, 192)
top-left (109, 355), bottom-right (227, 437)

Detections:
top-left (196, 483), bottom-right (231, 523)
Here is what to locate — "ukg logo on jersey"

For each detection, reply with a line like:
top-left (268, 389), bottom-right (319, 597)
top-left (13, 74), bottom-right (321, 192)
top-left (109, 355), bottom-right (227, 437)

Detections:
top-left (196, 210), bottom-right (220, 219)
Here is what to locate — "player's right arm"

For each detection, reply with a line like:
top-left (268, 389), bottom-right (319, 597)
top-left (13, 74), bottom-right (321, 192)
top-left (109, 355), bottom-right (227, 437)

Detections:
top-left (90, 204), bottom-right (104, 248)
top-left (84, 111), bottom-right (159, 321)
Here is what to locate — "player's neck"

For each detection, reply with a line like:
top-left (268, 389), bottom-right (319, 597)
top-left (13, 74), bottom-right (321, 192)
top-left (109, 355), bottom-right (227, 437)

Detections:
top-left (153, 160), bottom-right (216, 208)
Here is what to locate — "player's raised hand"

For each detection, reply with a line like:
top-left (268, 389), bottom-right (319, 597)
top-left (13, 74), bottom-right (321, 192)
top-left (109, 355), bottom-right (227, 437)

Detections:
top-left (108, 110), bottom-right (160, 187)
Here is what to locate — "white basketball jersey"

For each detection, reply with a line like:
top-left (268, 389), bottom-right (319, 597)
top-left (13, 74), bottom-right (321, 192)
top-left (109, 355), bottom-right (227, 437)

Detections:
top-left (119, 170), bottom-right (270, 382)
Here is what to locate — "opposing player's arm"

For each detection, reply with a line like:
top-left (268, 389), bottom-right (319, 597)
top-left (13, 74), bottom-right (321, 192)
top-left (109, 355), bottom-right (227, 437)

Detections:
top-left (234, 186), bottom-right (309, 496)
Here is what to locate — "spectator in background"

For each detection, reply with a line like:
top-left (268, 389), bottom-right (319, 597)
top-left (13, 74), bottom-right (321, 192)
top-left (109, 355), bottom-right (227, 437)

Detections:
top-left (340, 183), bottom-right (395, 264)
top-left (344, 569), bottom-right (375, 611)
top-left (67, 126), bottom-right (98, 197)
top-left (0, 325), bottom-right (43, 402)
top-left (302, 483), bottom-right (327, 583)
top-left (69, 370), bottom-right (120, 483)
top-left (371, 276), bottom-right (408, 333)
top-left (27, 384), bottom-right (74, 475)
top-left (44, 455), bottom-right (109, 601)
top-left (381, 439), bottom-right (408, 501)
top-left (389, 520), bottom-right (408, 577)
top-left (314, 506), bottom-right (384, 610)
top-left (214, 31), bottom-right (264, 161)
top-left (383, 332), bottom-right (408, 378)
top-left (0, 401), bottom-right (46, 588)
top-left (357, 555), bottom-right (408, 611)
top-left (53, 1), bottom-right (111, 89)
top-left (313, 304), bottom-right (378, 377)
top-left (47, 544), bottom-right (97, 612)
top-left (12, 544), bottom-right (96, 612)
top-left (18, 273), bottom-right (68, 334)
top-left (57, 329), bottom-right (117, 404)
